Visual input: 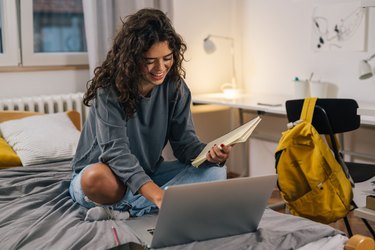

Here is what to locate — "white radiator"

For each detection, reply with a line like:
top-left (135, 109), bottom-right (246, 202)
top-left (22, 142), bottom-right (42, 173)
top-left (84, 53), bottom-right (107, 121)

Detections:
top-left (0, 92), bottom-right (89, 124)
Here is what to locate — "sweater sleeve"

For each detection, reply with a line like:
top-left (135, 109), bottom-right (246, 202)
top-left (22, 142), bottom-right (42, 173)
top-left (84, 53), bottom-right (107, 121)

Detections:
top-left (94, 88), bottom-right (151, 193)
top-left (168, 82), bottom-right (206, 164)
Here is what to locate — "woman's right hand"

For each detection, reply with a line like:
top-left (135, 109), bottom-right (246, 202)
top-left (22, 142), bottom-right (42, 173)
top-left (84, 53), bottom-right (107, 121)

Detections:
top-left (139, 181), bottom-right (164, 208)
top-left (206, 144), bottom-right (232, 165)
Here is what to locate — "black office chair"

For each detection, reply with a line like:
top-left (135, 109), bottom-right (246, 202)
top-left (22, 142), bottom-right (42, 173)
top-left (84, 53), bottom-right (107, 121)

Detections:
top-left (286, 98), bottom-right (375, 237)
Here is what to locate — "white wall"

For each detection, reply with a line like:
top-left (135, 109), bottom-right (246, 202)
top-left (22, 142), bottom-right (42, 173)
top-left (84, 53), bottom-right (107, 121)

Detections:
top-left (0, 69), bottom-right (89, 99)
top-left (173, 0), bottom-right (243, 94)
top-left (238, 0), bottom-right (375, 175)
top-left (240, 0), bottom-right (375, 103)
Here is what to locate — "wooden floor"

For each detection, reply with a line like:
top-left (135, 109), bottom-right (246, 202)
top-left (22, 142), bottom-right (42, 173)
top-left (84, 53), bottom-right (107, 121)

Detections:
top-left (226, 171), bottom-right (375, 238)
top-left (267, 189), bottom-right (375, 238)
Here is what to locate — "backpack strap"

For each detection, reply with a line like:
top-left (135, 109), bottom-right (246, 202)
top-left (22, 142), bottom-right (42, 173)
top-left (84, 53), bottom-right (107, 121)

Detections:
top-left (299, 97), bottom-right (355, 186)
top-left (300, 97), bottom-right (318, 123)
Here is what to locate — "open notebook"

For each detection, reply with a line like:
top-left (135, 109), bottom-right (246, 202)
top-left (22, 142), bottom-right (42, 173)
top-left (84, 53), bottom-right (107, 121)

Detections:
top-left (192, 116), bottom-right (261, 167)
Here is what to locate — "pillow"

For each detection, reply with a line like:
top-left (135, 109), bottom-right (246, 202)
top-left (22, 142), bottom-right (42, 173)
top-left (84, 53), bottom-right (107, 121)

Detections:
top-left (0, 137), bottom-right (22, 167)
top-left (0, 112), bottom-right (80, 166)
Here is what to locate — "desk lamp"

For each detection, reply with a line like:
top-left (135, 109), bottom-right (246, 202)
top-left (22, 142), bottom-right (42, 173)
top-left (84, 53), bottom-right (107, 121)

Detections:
top-left (359, 54), bottom-right (375, 80)
top-left (203, 34), bottom-right (240, 98)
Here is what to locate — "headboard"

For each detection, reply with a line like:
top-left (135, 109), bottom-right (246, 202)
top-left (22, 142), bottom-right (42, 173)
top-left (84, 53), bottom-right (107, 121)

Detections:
top-left (0, 110), bottom-right (81, 131)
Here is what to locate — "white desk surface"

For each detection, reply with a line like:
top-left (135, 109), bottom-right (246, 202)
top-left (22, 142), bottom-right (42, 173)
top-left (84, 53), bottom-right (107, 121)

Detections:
top-left (192, 93), bottom-right (375, 126)
top-left (192, 93), bottom-right (289, 116)
top-left (357, 102), bottom-right (375, 126)
top-left (354, 207), bottom-right (375, 222)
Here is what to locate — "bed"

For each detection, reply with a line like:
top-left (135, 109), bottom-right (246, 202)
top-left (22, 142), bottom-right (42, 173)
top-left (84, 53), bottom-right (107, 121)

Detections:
top-left (0, 111), bottom-right (373, 250)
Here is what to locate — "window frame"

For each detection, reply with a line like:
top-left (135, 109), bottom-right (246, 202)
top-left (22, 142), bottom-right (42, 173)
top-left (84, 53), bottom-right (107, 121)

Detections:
top-left (0, 0), bottom-right (88, 67)
top-left (20, 0), bottom-right (88, 66)
top-left (0, 0), bottom-right (20, 66)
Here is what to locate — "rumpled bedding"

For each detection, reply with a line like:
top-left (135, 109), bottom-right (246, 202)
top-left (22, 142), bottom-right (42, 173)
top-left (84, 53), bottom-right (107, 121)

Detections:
top-left (0, 162), bottom-right (346, 250)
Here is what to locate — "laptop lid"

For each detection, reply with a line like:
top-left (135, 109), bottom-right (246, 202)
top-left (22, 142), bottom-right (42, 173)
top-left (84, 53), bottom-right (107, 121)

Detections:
top-left (150, 174), bottom-right (277, 248)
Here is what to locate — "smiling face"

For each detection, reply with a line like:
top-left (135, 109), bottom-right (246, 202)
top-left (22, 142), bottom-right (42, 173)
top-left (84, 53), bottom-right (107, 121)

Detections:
top-left (140, 41), bottom-right (174, 96)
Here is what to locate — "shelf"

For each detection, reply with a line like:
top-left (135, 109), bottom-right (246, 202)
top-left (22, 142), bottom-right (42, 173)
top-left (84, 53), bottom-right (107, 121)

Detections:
top-left (354, 207), bottom-right (375, 222)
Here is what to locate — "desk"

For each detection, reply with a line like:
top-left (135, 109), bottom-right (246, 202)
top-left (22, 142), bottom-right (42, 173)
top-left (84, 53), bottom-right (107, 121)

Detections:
top-left (192, 93), bottom-right (375, 176)
top-left (192, 93), bottom-right (288, 116)
top-left (192, 93), bottom-right (288, 132)
top-left (193, 92), bottom-right (375, 126)
top-left (192, 93), bottom-right (290, 177)
top-left (358, 104), bottom-right (375, 117)
top-left (357, 103), bottom-right (375, 126)
top-left (354, 207), bottom-right (375, 222)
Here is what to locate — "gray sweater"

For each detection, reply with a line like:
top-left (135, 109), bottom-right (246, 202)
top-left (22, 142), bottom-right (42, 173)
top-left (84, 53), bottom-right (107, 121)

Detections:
top-left (71, 79), bottom-right (206, 193)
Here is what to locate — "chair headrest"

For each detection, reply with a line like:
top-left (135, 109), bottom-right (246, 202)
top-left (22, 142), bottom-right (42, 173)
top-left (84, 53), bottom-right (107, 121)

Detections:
top-left (286, 98), bottom-right (360, 134)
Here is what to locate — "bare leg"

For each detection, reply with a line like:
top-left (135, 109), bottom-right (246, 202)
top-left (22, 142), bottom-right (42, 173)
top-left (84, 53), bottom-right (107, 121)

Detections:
top-left (81, 163), bottom-right (126, 205)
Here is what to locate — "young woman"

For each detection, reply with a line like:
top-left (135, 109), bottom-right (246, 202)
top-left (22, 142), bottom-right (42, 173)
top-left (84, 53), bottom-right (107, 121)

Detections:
top-left (69, 8), bottom-right (232, 220)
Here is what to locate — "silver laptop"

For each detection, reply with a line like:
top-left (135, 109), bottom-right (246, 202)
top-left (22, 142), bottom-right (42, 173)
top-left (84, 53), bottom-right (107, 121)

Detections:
top-left (126, 174), bottom-right (277, 249)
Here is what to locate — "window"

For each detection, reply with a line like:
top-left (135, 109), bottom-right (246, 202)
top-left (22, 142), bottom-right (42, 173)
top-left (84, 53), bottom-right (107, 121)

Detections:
top-left (0, 0), bottom-right (88, 67)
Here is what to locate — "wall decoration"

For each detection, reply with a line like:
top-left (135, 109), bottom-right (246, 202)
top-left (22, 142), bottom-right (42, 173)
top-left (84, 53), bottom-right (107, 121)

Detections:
top-left (311, 2), bottom-right (367, 51)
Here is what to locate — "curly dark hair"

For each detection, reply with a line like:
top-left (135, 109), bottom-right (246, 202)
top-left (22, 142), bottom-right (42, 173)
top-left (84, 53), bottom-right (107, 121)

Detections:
top-left (83, 8), bottom-right (187, 117)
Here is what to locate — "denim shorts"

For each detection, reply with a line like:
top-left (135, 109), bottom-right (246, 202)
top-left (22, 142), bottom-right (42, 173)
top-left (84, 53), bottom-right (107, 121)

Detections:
top-left (69, 161), bottom-right (226, 216)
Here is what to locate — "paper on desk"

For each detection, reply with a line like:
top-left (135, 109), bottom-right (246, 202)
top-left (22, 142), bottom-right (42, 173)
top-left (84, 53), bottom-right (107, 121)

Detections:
top-left (192, 116), bottom-right (262, 167)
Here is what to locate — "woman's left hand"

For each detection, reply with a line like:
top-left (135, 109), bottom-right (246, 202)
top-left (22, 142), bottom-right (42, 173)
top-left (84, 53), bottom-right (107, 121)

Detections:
top-left (206, 144), bottom-right (232, 165)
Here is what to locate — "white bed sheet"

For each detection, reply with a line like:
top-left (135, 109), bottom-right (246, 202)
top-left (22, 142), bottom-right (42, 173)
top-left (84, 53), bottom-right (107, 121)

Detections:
top-left (297, 234), bottom-right (347, 250)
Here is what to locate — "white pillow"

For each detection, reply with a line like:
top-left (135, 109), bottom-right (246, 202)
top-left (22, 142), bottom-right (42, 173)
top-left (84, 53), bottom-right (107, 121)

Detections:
top-left (0, 112), bottom-right (80, 166)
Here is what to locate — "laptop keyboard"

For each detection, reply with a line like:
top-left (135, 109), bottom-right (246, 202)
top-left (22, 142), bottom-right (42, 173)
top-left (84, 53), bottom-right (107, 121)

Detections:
top-left (147, 228), bottom-right (155, 235)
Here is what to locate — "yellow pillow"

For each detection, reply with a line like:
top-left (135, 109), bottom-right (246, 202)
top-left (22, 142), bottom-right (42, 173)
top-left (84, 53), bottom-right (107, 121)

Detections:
top-left (0, 137), bottom-right (22, 167)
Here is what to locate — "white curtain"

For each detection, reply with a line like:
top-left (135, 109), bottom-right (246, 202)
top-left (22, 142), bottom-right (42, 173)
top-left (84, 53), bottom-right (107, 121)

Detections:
top-left (82, 0), bottom-right (174, 78)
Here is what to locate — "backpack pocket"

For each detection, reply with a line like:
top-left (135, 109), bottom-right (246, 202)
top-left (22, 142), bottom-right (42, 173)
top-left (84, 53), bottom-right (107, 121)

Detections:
top-left (287, 176), bottom-right (350, 224)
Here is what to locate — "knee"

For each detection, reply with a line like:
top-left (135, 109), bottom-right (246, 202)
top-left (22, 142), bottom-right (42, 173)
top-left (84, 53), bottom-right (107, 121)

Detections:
top-left (81, 164), bottom-right (105, 191)
top-left (81, 163), bottom-right (125, 202)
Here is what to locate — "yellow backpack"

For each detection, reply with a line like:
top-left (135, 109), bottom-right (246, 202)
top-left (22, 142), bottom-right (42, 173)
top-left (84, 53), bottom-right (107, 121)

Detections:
top-left (275, 98), bottom-right (353, 224)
